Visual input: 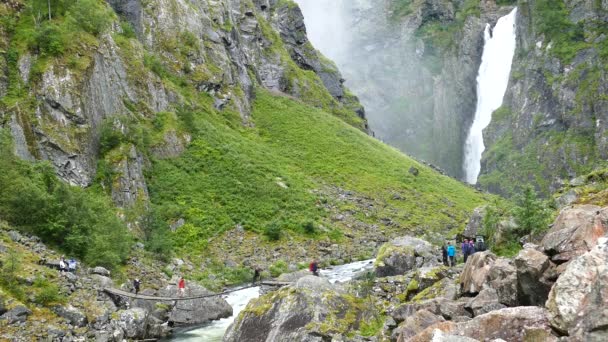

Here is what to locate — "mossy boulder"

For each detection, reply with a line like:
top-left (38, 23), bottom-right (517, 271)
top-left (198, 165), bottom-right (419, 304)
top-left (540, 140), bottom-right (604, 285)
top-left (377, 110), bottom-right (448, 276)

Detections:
top-left (375, 236), bottom-right (438, 277)
top-left (224, 276), bottom-right (376, 341)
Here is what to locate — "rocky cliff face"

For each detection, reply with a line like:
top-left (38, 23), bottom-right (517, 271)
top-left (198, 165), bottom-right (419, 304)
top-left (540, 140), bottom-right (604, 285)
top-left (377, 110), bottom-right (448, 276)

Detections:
top-left (317, 0), bottom-right (512, 178)
top-left (0, 0), bottom-right (364, 205)
top-left (480, 0), bottom-right (608, 196)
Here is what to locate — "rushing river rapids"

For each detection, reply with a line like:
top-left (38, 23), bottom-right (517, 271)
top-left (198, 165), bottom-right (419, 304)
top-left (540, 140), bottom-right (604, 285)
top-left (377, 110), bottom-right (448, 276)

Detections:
top-left (167, 259), bottom-right (374, 341)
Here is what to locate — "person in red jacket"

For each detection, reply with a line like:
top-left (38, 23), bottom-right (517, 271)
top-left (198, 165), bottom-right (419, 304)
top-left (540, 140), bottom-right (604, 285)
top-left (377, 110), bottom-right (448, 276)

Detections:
top-left (178, 277), bottom-right (186, 297)
top-left (309, 259), bottom-right (319, 276)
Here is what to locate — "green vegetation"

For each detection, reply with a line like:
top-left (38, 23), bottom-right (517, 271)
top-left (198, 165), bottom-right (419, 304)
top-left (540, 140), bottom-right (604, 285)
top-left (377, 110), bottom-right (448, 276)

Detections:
top-left (0, 131), bottom-right (131, 269)
top-left (479, 130), bottom-right (600, 197)
top-left (145, 90), bottom-right (486, 256)
top-left (481, 187), bottom-right (553, 257)
top-left (269, 260), bottom-right (289, 278)
top-left (531, 0), bottom-right (587, 63)
top-left (512, 186), bottom-right (552, 236)
top-left (33, 277), bottom-right (65, 306)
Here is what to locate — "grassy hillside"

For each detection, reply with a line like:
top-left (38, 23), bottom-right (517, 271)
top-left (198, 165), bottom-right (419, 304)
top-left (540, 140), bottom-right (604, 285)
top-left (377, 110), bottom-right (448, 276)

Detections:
top-left (148, 90), bottom-right (490, 257)
top-left (0, 0), bottom-right (490, 289)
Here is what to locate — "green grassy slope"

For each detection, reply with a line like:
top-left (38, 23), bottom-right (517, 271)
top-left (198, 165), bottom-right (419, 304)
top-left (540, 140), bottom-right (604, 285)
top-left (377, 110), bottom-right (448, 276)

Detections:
top-left (148, 90), bottom-right (489, 256)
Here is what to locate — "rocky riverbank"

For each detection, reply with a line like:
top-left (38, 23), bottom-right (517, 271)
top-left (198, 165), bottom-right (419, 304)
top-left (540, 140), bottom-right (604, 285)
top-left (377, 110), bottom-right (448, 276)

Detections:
top-left (0, 225), bottom-right (231, 341)
top-left (225, 203), bottom-right (608, 341)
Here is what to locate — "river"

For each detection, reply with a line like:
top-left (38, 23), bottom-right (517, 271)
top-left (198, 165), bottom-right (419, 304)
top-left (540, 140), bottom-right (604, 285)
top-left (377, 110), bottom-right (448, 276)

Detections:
top-left (168, 259), bottom-right (375, 341)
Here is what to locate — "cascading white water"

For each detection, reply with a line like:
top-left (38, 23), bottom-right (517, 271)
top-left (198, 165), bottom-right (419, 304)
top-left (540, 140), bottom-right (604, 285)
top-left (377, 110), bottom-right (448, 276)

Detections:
top-left (463, 8), bottom-right (518, 184)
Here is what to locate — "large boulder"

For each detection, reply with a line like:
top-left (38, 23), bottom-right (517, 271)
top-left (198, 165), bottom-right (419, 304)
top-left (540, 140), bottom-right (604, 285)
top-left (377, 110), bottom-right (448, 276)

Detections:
top-left (0, 305), bottom-right (31, 324)
top-left (375, 236), bottom-right (437, 277)
top-left (409, 307), bottom-right (555, 342)
top-left (224, 276), bottom-right (375, 341)
top-left (541, 205), bottom-right (608, 263)
top-left (486, 257), bottom-right (518, 306)
top-left (465, 288), bottom-right (506, 317)
top-left (394, 309), bottom-right (444, 341)
top-left (546, 237), bottom-right (608, 337)
top-left (52, 304), bottom-right (87, 327)
top-left (464, 206), bottom-right (486, 238)
top-left (514, 247), bottom-right (557, 306)
top-left (113, 308), bottom-right (147, 339)
top-left (459, 251), bottom-right (496, 294)
top-left (160, 283), bottom-right (232, 325)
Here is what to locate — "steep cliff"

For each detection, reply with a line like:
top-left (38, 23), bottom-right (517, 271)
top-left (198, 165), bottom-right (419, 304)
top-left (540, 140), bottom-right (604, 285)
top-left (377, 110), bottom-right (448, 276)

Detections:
top-left (0, 0), bottom-right (488, 276)
top-left (480, 0), bottom-right (608, 196)
top-left (303, 0), bottom-right (513, 178)
top-left (1, 0), bottom-right (364, 191)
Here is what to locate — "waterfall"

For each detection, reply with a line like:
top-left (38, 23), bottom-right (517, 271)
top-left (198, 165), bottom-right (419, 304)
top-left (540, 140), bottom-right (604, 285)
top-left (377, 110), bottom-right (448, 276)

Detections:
top-left (463, 8), bottom-right (518, 184)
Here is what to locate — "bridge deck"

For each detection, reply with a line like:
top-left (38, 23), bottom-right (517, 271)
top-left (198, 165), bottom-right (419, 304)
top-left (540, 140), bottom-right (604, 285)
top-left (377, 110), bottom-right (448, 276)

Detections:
top-left (104, 281), bottom-right (291, 301)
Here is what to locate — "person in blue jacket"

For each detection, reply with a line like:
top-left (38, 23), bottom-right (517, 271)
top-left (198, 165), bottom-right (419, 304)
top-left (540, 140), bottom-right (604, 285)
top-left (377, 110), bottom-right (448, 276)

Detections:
top-left (447, 242), bottom-right (456, 267)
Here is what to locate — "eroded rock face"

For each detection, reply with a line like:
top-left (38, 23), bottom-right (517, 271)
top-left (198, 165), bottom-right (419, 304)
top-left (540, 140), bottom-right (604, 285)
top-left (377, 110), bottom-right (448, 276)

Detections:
top-left (375, 236), bottom-right (438, 277)
top-left (159, 283), bottom-right (232, 326)
top-left (460, 251), bottom-right (496, 294)
top-left (464, 206), bottom-right (486, 238)
top-left (409, 307), bottom-right (555, 342)
top-left (224, 276), bottom-right (374, 342)
top-left (486, 257), bottom-right (518, 306)
top-left (541, 205), bottom-right (608, 263)
top-left (480, 1), bottom-right (608, 196)
top-left (394, 309), bottom-right (444, 341)
top-left (514, 247), bottom-right (557, 306)
top-left (546, 237), bottom-right (608, 336)
top-left (4, 0), bottom-right (365, 204)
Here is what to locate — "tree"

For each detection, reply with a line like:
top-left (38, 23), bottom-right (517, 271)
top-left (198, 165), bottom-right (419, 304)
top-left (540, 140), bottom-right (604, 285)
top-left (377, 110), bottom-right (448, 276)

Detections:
top-left (512, 186), bottom-right (551, 236)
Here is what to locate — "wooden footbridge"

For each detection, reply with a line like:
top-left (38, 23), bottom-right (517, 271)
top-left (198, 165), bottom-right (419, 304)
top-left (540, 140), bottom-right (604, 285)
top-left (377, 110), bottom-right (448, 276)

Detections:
top-left (103, 281), bottom-right (291, 301)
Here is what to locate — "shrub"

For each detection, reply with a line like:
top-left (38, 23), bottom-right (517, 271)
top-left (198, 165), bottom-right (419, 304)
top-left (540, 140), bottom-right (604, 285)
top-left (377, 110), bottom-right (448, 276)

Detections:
top-left (303, 221), bottom-right (316, 235)
top-left (67, 0), bottom-right (113, 36)
top-left (33, 277), bottom-right (64, 306)
top-left (0, 131), bottom-right (131, 270)
top-left (36, 23), bottom-right (65, 56)
top-left (512, 186), bottom-right (552, 236)
top-left (269, 260), bottom-right (288, 278)
top-left (263, 221), bottom-right (282, 241)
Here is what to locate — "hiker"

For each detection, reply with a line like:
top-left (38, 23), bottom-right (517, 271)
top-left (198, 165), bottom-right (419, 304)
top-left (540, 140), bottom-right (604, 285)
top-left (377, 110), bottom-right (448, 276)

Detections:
top-left (441, 244), bottom-right (448, 266)
top-left (68, 259), bottom-right (77, 273)
top-left (252, 266), bottom-right (262, 285)
top-left (462, 239), bottom-right (470, 263)
top-left (475, 238), bottom-right (486, 252)
top-left (447, 242), bottom-right (456, 267)
top-left (178, 277), bottom-right (186, 297)
top-left (59, 256), bottom-right (67, 273)
top-left (133, 278), bottom-right (141, 295)
top-left (309, 259), bottom-right (320, 276)
top-left (469, 239), bottom-right (476, 255)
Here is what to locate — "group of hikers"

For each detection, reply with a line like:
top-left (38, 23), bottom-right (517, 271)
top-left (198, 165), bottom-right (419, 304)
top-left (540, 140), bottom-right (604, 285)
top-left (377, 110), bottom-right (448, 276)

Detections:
top-left (442, 238), bottom-right (486, 267)
top-left (58, 256), bottom-right (78, 273)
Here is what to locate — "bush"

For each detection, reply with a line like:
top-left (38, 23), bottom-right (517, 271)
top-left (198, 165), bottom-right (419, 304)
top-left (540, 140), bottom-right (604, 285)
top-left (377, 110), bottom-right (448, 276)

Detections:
top-left (33, 277), bottom-right (64, 306)
top-left (303, 221), bottom-right (316, 235)
top-left (512, 186), bottom-right (552, 236)
top-left (67, 0), bottom-right (113, 36)
top-left (36, 23), bottom-right (65, 56)
top-left (263, 221), bottom-right (282, 241)
top-left (269, 260), bottom-right (288, 278)
top-left (142, 209), bottom-right (174, 261)
top-left (0, 131), bottom-right (131, 270)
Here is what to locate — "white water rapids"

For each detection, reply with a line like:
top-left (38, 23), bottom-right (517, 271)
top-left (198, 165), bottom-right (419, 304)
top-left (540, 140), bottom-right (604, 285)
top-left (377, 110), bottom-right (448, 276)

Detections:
top-left (463, 8), bottom-right (518, 184)
top-left (168, 259), bottom-right (375, 341)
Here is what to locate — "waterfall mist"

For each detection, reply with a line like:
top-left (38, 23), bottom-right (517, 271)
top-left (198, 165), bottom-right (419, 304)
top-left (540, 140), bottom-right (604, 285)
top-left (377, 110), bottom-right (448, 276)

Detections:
top-left (463, 8), bottom-right (518, 184)
top-left (294, 0), bottom-right (487, 178)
